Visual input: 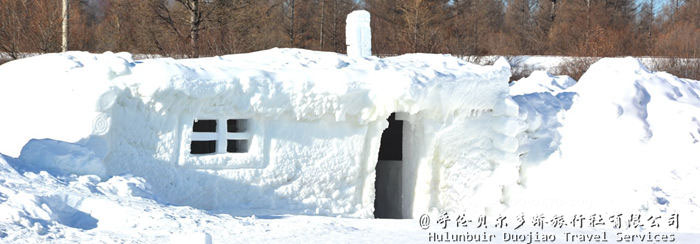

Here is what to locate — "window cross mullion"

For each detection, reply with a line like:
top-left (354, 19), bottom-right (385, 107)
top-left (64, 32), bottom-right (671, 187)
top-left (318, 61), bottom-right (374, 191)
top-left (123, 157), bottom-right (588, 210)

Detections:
top-left (226, 132), bottom-right (251, 140)
top-left (216, 118), bottom-right (227, 154)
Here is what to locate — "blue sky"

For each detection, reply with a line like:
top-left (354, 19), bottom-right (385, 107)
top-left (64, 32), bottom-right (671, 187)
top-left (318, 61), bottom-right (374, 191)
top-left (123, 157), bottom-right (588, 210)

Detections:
top-left (638, 0), bottom-right (674, 14)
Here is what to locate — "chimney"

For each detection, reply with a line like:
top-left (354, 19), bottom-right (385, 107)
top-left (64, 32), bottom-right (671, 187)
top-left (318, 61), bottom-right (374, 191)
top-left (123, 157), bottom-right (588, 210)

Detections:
top-left (346, 10), bottom-right (372, 58)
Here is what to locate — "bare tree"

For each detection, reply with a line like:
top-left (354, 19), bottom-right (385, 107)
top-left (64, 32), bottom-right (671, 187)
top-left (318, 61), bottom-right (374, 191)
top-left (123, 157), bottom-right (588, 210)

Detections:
top-left (151, 0), bottom-right (211, 57)
top-left (504, 0), bottom-right (536, 54)
top-left (0, 0), bottom-right (695, 60)
top-left (366, 0), bottom-right (451, 54)
top-left (636, 0), bottom-right (656, 55)
top-left (0, 0), bottom-right (25, 59)
top-left (176, 0), bottom-right (204, 57)
top-left (62, 0), bottom-right (69, 52)
top-left (445, 0), bottom-right (504, 55)
top-left (284, 0), bottom-right (296, 47)
top-left (319, 0), bottom-right (325, 49)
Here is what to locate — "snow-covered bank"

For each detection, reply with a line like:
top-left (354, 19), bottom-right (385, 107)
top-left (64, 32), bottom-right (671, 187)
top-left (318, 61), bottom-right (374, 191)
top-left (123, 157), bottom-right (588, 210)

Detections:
top-left (508, 58), bottom-right (700, 231)
top-left (465, 55), bottom-right (698, 80)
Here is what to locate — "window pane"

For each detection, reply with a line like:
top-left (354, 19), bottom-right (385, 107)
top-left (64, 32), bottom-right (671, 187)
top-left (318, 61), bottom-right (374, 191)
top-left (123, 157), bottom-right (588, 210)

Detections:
top-left (227, 140), bottom-right (249, 153)
top-left (193, 120), bottom-right (217, 132)
top-left (227, 119), bottom-right (248, 133)
top-left (191, 140), bottom-right (216, 154)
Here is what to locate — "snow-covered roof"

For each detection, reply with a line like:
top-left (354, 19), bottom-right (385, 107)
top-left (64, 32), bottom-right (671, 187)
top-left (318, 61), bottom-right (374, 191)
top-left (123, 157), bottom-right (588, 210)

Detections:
top-left (123, 48), bottom-right (511, 122)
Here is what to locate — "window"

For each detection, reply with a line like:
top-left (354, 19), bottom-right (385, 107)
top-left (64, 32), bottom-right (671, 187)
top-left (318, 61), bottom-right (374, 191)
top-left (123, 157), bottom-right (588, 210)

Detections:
top-left (227, 139), bottom-right (248, 153)
top-left (193, 119), bottom-right (216, 132)
top-left (227, 119), bottom-right (247, 132)
top-left (226, 119), bottom-right (250, 153)
top-left (191, 120), bottom-right (217, 154)
top-left (190, 118), bottom-right (251, 155)
top-left (190, 140), bottom-right (216, 154)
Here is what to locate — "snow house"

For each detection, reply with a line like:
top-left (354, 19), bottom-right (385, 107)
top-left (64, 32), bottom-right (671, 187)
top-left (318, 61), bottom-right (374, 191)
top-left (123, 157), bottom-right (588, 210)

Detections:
top-left (0, 11), bottom-right (523, 219)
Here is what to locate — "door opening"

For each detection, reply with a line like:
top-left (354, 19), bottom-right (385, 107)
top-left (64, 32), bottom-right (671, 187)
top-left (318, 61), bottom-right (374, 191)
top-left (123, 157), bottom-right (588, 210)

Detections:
top-left (374, 113), bottom-right (403, 219)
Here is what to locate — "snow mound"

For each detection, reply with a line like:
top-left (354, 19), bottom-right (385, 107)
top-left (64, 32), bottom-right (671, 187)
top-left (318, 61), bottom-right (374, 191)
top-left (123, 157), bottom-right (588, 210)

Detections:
top-left (510, 57), bottom-right (700, 231)
top-left (0, 52), bottom-right (132, 157)
top-left (96, 175), bottom-right (154, 199)
top-left (510, 70), bottom-right (576, 96)
top-left (17, 139), bottom-right (107, 178)
top-left (512, 91), bottom-right (574, 164)
top-left (509, 70), bottom-right (577, 165)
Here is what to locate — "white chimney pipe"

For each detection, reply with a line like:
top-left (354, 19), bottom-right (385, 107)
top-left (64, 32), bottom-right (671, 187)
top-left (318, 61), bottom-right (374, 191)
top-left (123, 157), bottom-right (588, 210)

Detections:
top-left (346, 10), bottom-right (371, 58)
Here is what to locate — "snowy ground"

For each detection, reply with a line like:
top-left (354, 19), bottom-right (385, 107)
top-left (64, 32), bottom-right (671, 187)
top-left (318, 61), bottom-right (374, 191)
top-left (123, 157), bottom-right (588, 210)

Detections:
top-left (0, 155), bottom-right (425, 243)
top-left (2, 153), bottom-right (699, 243)
top-left (1, 52), bottom-right (699, 243)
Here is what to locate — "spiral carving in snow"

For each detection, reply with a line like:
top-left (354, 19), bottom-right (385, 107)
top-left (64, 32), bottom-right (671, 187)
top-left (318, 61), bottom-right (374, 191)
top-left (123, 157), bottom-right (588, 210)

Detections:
top-left (92, 113), bottom-right (111, 135)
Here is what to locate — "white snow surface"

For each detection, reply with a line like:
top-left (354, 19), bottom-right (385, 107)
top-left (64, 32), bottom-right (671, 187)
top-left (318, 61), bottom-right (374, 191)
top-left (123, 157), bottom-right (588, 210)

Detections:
top-left (1, 50), bottom-right (700, 242)
top-left (0, 155), bottom-right (431, 243)
top-left (508, 58), bottom-right (700, 231)
top-left (1, 49), bottom-right (518, 219)
top-left (509, 70), bottom-right (576, 96)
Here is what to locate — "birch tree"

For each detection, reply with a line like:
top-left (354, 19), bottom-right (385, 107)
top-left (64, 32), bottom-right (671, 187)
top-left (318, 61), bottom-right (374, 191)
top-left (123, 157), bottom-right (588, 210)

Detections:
top-left (62, 0), bottom-right (68, 52)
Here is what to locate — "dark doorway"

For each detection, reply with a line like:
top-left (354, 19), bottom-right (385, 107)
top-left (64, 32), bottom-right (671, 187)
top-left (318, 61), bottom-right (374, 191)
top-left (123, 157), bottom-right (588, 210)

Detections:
top-left (374, 113), bottom-right (403, 219)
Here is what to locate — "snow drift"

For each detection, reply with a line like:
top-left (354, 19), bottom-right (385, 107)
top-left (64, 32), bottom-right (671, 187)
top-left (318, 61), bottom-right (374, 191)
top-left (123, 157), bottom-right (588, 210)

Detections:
top-left (509, 58), bottom-right (700, 231)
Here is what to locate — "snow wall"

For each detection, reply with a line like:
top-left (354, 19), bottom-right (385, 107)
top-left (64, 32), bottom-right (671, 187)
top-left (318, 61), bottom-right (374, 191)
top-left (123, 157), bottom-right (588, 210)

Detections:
top-left (0, 49), bottom-right (521, 218)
